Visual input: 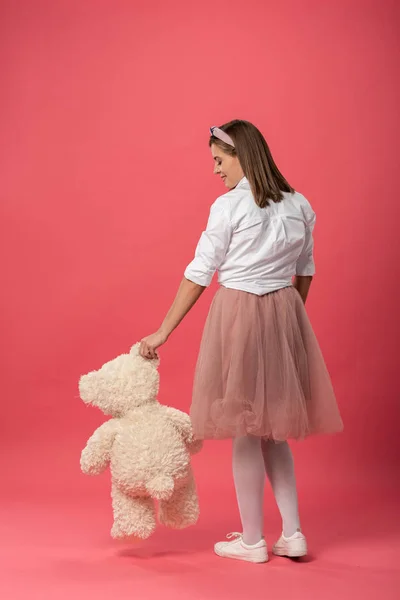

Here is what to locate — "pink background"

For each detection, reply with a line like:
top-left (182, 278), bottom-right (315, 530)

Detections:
top-left (1, 1), bottom-right (399, 598)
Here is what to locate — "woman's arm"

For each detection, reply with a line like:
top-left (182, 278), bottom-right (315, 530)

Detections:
top-left (139, 277), bottom-right (206, 358)
top-left (140, 198), bottom-right (232, 359)
top-left (293, 275), bottom-right (313, 304)
top-left (140, 197), bottom-right (232, 359)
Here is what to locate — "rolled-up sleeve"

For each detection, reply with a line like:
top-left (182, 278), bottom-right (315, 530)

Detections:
top-left (296, 204), bottom-right (316, 276)
top-left (184, 197), bottom-right (232, 287)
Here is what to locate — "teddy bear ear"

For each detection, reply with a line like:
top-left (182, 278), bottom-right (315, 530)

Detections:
top-left (130, 342), bottom-right (160, 367)
top-left (152, 354), bottom-right (161, 368)
top-left (130, 343), bottom-right (141, 357)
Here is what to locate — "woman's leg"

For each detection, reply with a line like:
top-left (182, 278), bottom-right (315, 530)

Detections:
top-left (261, 440), bottom-right (301, 537)
top-left (232, 436), bottom-right (265, 545)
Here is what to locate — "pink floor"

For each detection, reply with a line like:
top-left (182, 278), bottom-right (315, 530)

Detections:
top-left (2, 442), bottom-right (399, 600)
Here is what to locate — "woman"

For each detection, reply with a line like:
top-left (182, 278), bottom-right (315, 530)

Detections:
top-left (140, 119), bottom-right (343, 564)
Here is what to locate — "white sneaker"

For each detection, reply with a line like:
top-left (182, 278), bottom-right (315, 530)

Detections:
top-left (214, 533), bottom-right (268, 563)
top-left (272, 531), bottom-right (308, 558)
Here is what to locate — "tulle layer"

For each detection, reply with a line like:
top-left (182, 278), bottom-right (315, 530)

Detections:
top-left (190, 285), bottom-right (343, 441)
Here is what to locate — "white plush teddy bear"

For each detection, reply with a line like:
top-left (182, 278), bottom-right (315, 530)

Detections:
top-left (79, 343), bottom-right (202, 541)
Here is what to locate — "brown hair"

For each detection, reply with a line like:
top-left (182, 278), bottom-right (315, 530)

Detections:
top-left (209, 119), bottom-right (295, 208)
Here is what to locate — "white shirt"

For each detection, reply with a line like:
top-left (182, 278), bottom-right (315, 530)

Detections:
top-left (184, 176), bottom-right (316, 296)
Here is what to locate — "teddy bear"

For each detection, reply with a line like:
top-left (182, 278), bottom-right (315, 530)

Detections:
top-left (79, 342), bottom-right (202, 541)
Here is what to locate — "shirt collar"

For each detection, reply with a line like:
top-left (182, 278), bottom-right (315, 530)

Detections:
top-left (235, 176), bottom-right (249, 189)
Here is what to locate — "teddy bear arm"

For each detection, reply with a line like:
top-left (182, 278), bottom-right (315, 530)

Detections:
top-left (163, 407), bottom-right (202, 455)
top-left (80, 420), bottom-right (117, 475)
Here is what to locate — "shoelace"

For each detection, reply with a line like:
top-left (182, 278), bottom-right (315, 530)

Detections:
top-left (226, 532), bottom-right (243, 541)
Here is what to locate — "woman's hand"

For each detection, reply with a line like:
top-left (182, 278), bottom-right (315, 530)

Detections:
top-left (139, 330), bottom-right (168, 359)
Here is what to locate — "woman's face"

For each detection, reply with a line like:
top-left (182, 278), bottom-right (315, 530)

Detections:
top-left (211, 144), bottom-right (244, 189)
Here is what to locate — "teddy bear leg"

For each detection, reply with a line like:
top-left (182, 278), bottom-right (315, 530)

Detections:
top-left (111, 484), bottom-right (156, 541)
top-left (158, 470), bottom-right (200, 529)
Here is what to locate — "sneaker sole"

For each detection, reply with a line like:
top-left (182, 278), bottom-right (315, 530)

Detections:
top-left (214, 547), bottom-right (269, 563)
top-left (273, 545), bottom-right (307, 558)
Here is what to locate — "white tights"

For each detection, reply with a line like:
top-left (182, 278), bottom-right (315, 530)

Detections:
top-left (232, 436), bottom-right (301, 545)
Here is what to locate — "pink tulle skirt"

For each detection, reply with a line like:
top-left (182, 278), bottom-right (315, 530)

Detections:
top-left (190, 285), bottom-right (343, 441)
